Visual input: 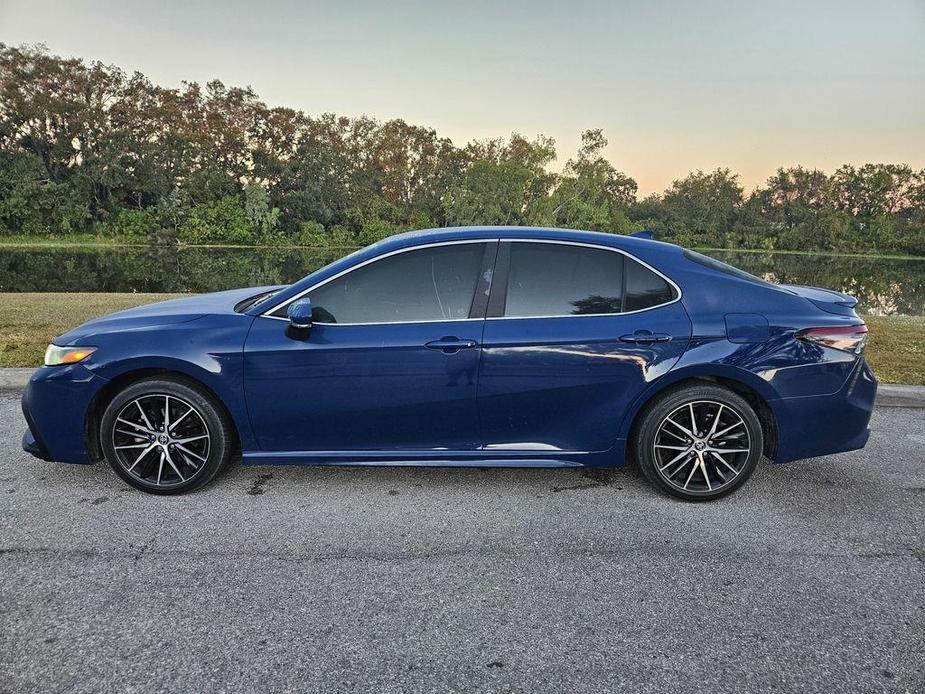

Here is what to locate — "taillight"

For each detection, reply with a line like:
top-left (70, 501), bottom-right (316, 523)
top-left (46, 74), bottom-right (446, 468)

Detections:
top-left (796, 324), bottom-right (868, 354)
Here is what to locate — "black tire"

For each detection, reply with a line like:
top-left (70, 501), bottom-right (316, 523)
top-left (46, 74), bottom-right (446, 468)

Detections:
top-left (634, 383), bottom-right (763, 501)
top-left (99, 377), bottom-right (234, 495)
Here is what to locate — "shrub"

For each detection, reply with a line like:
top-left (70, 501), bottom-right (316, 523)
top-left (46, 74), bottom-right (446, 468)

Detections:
top-left (328, 225), bottom-right (357, 248)
top-left (179, 196), bottom-right (254, 244)
top-left (357, 217), bottom-right (398, 245)
top-left (109, 208), bottom-right (160, 238)
top-left (294, 221), bottom-right (328, 247)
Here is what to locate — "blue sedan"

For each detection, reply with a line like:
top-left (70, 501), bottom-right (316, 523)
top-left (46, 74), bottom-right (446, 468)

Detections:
top-left (21, 227), bottom-right (877, 500)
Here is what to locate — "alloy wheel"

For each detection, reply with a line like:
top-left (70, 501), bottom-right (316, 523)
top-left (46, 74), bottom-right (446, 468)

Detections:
top-left (110, 393), bottom-right (211, 489)
top-left (652, 400), bottom-right (753, 494)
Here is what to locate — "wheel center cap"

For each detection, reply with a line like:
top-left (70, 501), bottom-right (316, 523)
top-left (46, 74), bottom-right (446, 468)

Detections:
top-left (157, 434), bottom-right (169, 445)
top-left (694, 440), bottom-right (706, 451)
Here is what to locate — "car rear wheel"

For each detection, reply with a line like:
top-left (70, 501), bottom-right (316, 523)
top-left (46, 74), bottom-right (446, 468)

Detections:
top-left (100, 377), bottom-right (233, 495)
top-left (635, 384), bottom-right (763, 501)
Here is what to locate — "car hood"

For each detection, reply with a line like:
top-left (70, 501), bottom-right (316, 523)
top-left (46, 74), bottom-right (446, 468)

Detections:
top-left (55, 286), bottom-right (280, 344)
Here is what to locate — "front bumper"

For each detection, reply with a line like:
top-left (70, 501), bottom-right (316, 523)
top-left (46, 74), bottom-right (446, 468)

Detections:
top-left (21, 426), bottom-right (51, 461)
top-left (21, 363), bottom-right (109, 465)
top-left (773, 357), bottom-right (878, 463)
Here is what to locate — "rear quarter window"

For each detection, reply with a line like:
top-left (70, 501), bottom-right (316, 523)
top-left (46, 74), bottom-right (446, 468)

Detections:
top-left (624, 257), bottom-right (677, 311)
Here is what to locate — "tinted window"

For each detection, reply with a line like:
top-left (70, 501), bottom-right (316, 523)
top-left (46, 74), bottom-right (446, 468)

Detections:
top-left (625, 257), bottom-right (676, 311)
top-left (503, 243), bottom-right (624, 317)
top-left (305, 243), bottom-right (486, 324)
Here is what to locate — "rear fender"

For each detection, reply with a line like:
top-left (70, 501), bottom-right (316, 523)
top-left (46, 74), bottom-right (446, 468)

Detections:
top-left (615, 352), bottom-right (782, 443)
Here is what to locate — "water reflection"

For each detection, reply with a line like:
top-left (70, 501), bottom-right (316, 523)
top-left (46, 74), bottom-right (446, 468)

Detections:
top-left (0, 245), bottom-right (922, 316)
top-left (0, 246), bottom-right (345, 295)
top-left (704, 250), bottom-right (924, 316)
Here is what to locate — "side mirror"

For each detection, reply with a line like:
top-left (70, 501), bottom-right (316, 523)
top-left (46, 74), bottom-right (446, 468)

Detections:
top-left (287, 297), bottom-right (313, 332)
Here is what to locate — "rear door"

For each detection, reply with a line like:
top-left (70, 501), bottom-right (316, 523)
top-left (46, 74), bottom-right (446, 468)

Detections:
top-left (477, 240), bottom-right (691, 453)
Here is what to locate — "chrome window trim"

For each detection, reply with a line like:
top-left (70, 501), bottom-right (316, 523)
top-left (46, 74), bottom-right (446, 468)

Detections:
top-left (259, 236), bottom-right (682, 325)
top-left (487, 238), bottom-right (682, 320)
top-left (259, 239), bottom-right (492, 324)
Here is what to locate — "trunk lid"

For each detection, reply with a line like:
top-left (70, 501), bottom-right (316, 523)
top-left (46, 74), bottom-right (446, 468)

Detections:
top-left (779, 283), bottom-right (860, 317)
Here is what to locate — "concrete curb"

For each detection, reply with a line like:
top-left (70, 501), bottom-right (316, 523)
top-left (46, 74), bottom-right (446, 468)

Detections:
top-left (0, 369), bottom-right (33, 391)
top-left (1, 367), bottom-right (923, 407)
top-left (875, 384), bottom-right (925, 408)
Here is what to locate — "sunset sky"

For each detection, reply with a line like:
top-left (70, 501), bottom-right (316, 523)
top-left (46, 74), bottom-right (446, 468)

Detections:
top-left (2, 0), bottom-right (923, 195)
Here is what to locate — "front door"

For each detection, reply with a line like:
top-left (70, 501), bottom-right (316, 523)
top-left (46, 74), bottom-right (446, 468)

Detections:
top-left (244, 241), bottom-right (496, 452)
top-left (477, 240), bottom-right (692, 453)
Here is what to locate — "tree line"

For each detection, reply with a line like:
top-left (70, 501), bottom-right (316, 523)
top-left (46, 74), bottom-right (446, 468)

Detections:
top-left (1, 44), bottom-right (923, 255)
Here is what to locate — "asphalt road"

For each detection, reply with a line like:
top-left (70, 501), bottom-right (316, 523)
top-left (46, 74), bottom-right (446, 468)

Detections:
top-left (0, 393), bottom-right (923, 694)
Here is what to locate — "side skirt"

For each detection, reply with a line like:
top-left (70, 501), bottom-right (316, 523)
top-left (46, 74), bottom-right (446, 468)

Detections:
top-left (241, 446), bottom-right (626, 468)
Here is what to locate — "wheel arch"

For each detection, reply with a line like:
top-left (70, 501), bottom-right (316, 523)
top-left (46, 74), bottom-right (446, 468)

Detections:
top-left (85, 367), bottom-right (242, 463)
top-left (620, 366), bottom-right (780, 463)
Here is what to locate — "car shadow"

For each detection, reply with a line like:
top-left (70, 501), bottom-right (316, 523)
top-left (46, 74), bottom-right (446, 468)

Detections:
top-left (224, 458), bottom-right (650, 498)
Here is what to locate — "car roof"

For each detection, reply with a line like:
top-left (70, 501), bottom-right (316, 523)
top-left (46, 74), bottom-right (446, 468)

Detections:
top-left (368, 226), bottom-right (678, 255)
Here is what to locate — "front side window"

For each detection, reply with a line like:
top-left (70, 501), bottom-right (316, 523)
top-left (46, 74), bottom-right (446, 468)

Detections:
top-left (502, 243), bottom-right (625, 317)
top-left (298, 242), bottom-right (488, 324)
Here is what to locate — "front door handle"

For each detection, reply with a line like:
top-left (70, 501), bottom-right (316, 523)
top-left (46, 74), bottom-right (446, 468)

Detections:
top-left (425, 337), bottom-right (479, 354)
top-left (620, 331), bottom-right (671, 344)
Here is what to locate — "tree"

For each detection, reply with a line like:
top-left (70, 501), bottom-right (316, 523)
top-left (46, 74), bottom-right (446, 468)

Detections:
top-left (543, 129), bottom-right (637, 233)
top-left (244, 183), bottom-right (280, 239)
top-left (0, 43), bottom-right (923, 255)
top-left (737, 167), bottom-right (831, 250)
top-left (369, 119), bottom-right (461, 224)
top-left (0, 149), bottom-right (87, 233)
top-left (829, 164), bottom-right (920, 251)
top-left (645, 169), bottom-right (744, 247)
top-left (443, 134), bottom-right (556, 226)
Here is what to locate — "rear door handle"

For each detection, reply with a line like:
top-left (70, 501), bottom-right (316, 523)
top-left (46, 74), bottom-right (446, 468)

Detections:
top-left (425, 338), bottom-right (479, 353)
top-left (620, 332), bottom-right (671, 344)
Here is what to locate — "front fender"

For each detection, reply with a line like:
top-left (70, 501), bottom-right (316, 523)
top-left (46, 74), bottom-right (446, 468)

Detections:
top-left (87, 314), bottom-right (257, 451)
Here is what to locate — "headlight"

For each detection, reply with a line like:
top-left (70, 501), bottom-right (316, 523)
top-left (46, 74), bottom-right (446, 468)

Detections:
top-left (44, 344), bottom-right (97, 366)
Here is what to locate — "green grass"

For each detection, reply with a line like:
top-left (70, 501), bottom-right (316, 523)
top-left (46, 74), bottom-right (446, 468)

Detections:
top-left (863, 315), bottom-right (925, 386)
top-left (1, 292), bottom-right (923, 384)
top-left (0, 293), bottom-right (183, 368)
top-left (0, 233), bottom-right (149, 247)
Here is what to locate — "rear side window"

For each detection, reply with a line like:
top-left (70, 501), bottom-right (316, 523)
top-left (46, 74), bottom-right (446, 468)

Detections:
top-left (502, 243), bottom-right (624, 317)
top-left (295, 242), bottom-right (488, 324)
top-left (625, 257), bottom-right (676, 311)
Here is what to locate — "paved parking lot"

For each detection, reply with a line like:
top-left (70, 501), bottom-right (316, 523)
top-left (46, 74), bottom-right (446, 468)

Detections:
top-left (0, 391), bottom-right (923, 693)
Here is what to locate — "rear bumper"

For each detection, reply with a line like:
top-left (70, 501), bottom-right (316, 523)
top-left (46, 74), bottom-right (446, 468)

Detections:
top-left (773, 357), bottom-right (877, 463)
top-left (21, 364), bottom-right (109, 465)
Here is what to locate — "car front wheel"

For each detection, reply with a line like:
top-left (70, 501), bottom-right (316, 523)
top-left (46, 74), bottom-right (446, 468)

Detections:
top-left (635, 383), bottom-right (764, 501)
top-left (99, 377), bottom-right (233, 495)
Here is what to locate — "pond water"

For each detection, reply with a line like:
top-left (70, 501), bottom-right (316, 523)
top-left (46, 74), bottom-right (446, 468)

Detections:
top-left (0, 245), bottom-right (923, 316)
